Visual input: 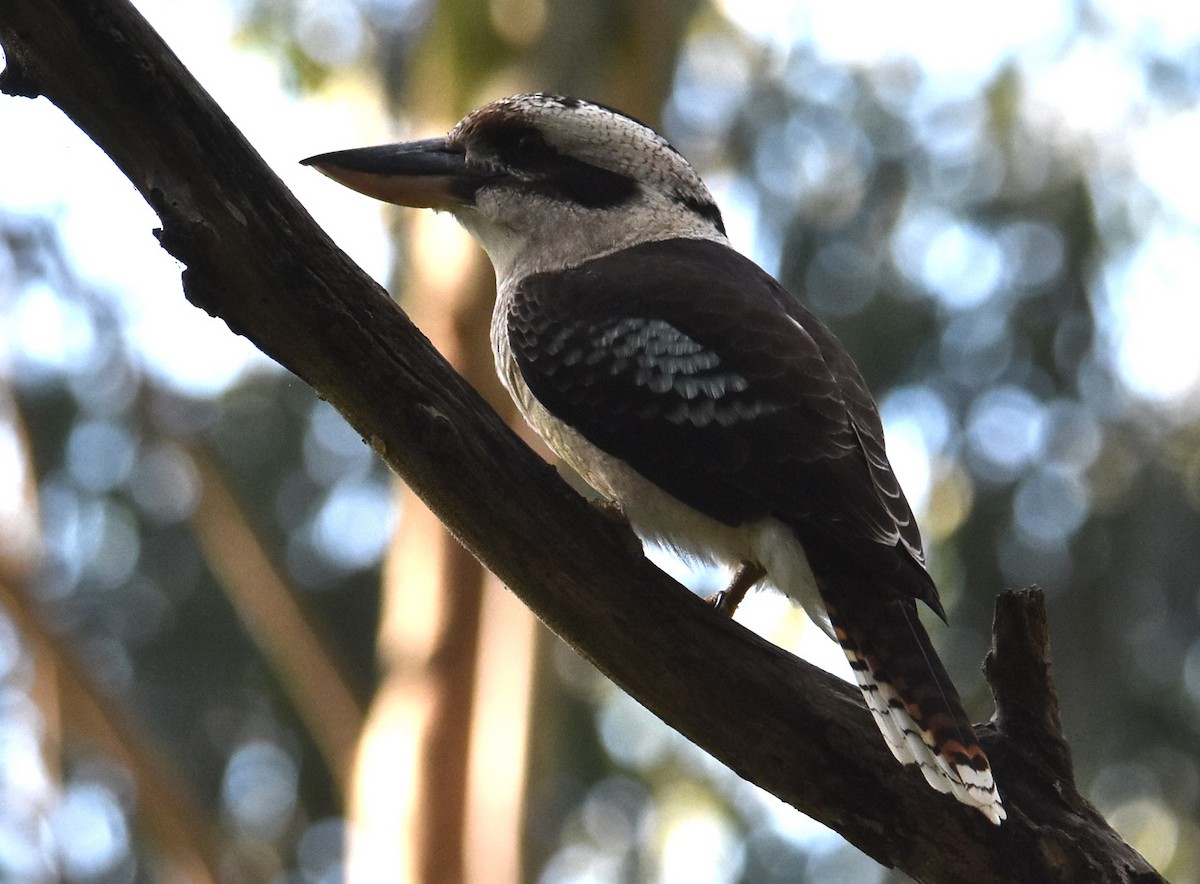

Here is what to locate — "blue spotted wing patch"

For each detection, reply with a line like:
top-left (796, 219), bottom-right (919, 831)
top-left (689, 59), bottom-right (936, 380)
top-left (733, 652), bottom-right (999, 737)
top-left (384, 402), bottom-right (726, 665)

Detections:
top-left (543, 316), bottom-right (779, 427)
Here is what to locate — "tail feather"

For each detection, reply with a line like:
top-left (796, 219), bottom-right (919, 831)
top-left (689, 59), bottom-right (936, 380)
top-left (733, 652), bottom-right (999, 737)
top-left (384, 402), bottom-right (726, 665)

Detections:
top-left (823, 591), bottom-right (1006, 825)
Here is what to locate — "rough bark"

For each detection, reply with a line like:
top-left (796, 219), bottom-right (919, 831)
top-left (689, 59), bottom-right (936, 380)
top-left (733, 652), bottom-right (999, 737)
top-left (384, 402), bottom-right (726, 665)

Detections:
top-left (0, 1), bottom-right (1165, 880)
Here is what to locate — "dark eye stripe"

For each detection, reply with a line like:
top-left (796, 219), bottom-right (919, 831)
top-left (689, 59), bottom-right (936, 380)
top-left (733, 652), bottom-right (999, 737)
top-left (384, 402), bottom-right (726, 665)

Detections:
top-left (477, 120), bottom-right (641, 209)
top-left (544, 160), bottom-right (640, 209)
top-left (473, 116), bottom-right (722, 217)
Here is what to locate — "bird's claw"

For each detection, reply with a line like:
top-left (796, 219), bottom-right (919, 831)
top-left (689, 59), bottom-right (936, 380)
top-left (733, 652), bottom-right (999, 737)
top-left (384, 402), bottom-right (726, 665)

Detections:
top-left (705, 561), bottom-right (765, 619)
top-left (706, 589), bottom-right (739, 617)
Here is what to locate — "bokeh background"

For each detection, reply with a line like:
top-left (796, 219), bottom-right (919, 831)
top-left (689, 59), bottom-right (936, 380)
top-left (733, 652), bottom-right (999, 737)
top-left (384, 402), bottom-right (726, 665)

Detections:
top-left (2, 0), bottom-right (1200, 881)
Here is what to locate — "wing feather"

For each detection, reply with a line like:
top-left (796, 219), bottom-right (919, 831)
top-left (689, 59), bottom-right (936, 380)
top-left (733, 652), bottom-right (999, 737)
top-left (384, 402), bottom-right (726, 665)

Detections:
top-left (508, 238), bottom-right (937, 609)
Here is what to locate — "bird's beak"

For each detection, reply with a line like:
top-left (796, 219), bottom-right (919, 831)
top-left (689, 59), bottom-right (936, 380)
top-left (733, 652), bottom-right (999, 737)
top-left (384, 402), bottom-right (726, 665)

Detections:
top-left (301, 137), bottom-right (477, 209)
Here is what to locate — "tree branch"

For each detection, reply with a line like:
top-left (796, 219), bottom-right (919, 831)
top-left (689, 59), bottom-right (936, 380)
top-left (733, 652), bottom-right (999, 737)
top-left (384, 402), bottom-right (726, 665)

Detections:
top-left (0, 2), bottom-right (1164, 880)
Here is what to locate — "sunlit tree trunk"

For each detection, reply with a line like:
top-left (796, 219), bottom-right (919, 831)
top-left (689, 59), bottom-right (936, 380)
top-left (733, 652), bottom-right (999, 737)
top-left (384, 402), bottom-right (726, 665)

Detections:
top-left (346, 210), bottom-right (525, 882)
top-left (345, 1), bottom-right (699, 879)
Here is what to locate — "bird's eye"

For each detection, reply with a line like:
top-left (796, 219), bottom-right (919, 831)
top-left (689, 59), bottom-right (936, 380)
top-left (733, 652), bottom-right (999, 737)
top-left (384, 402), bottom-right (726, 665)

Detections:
top-left (515, 133), bottom-right (544, 158)
top-left (494, 126), bottom-right (554, 167)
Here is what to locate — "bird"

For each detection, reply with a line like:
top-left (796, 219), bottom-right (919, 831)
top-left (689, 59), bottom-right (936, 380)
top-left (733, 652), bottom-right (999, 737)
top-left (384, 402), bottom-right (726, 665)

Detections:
top-left (302, 93), bottom-right (1005, 824)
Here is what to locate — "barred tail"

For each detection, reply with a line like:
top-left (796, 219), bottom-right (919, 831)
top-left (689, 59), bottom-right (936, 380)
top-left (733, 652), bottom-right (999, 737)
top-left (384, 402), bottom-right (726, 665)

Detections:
top-left (822, 590), bottom-right (1006, 824)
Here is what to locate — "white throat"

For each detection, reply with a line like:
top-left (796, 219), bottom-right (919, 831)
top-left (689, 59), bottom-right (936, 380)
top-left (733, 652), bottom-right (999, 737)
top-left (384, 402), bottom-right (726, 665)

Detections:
top-left (453, 190), bottom-right (729, 288)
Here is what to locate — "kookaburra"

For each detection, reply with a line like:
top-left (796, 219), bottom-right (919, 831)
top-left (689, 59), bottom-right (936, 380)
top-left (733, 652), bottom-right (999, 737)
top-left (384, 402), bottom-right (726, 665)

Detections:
top-left (303, 93), bottom-right (1004, 824)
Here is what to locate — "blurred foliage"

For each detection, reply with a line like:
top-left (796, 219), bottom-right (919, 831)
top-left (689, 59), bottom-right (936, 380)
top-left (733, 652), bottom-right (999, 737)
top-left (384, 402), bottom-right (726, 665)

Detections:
top-left (0, 208), bottom-right (388, 879)
top-left (4, 0), bottom-right (1200, 882)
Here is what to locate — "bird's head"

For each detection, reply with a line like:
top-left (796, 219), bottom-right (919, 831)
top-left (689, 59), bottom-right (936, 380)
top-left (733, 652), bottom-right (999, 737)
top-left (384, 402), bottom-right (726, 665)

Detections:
top-left (302, 94), bottom-right (727, 282)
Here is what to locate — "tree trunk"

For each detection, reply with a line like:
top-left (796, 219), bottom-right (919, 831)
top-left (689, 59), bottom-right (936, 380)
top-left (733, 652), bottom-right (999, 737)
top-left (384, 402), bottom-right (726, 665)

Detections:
top-left (354, 2), bottom-right (701, 878)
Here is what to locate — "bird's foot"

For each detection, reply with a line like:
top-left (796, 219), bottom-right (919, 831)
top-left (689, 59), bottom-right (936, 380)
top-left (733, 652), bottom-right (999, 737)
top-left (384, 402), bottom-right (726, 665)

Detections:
top-left (706, 561), bottom-right (766, 618)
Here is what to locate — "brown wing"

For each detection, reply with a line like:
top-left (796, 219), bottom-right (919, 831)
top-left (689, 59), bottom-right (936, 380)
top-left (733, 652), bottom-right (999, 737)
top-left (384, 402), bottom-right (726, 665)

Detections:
top-left (508, 236), bottom-right (939, 614)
